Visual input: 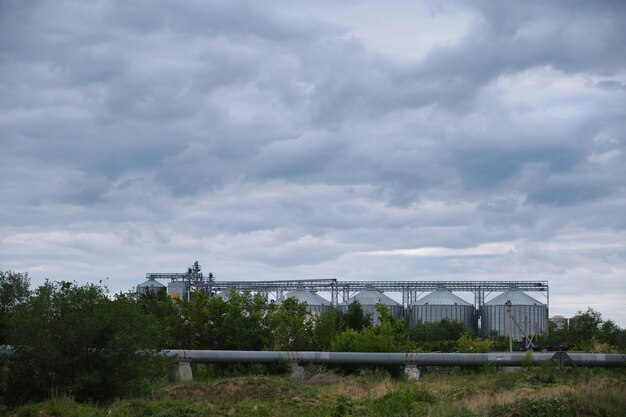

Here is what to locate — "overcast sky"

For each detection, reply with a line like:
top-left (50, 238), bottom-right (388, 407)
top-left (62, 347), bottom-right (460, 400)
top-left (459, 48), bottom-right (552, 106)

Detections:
top-left (1, 0), bottom-right (625, 325)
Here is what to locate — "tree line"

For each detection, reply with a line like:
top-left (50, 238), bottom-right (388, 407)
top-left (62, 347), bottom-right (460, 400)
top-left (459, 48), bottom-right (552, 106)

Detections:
top-left (0, 270), bottom-right (625, 405)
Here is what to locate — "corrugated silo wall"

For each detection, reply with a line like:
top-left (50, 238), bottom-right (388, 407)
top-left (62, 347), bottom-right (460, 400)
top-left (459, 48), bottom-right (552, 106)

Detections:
top-left (138, 285), bottom-right (166, 296)
top-left (480, 304), bottom-right (548, 340)
top-left (409, 305), bottom-right (477, 332)
top-left (389, 305), bottom-right (404, 321)
top-left (305, 304), bottom-right (329, 315)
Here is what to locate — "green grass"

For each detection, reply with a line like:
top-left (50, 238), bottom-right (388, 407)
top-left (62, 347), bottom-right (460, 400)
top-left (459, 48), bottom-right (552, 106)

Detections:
top-left (3, 368), bottom-right (625, 417)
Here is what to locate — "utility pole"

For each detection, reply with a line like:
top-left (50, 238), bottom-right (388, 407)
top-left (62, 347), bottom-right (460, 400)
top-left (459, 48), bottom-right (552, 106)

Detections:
top-left (505, 300), bottom-right (536, 351)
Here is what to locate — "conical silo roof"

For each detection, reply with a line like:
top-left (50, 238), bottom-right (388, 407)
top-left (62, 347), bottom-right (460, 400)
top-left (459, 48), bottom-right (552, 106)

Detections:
top-left (485, 289), bottom-right (544, 306)
top-left (277, 290), bottom-right (330, 306)
top-left (137, 277), bottom-right (166, 288)
top-left (341, 289), bottom-right (400, 306)
top-left (414, 289), bottom-right (471, 306)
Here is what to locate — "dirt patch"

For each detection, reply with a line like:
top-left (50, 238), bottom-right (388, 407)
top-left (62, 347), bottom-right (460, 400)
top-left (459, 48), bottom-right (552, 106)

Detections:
top-left (334, 380), bottom-right (391, 400)
top-left (289, 395), bottom-right (322, 408)
top-left (160, 384), bottom-right (217, 403)
top-left (212, 376), bottom-right (297, 403)
top-left (304, 370), bottom-right (343, 385)
top-left (160, 376), bottom-right (296, 404)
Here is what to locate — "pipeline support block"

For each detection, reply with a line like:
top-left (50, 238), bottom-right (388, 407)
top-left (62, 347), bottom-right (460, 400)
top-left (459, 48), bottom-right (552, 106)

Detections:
top-left (290, 363), bottom-right (305, 381)
top-left (171, 361), bottom-right (193, 382)
top-left (404, 365), bottom-right (420, 381)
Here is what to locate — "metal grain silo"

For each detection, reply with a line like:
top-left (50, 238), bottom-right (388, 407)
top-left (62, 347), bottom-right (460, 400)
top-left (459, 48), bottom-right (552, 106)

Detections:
top-left (167, 280), bottom-right (188, 300)
top-left (339, 289), bottom-right (402, 325)
top-left (410, 289), bottom-right (476, 332)
top-left (480, 289), bottom-right (548, 340)
top-left (276, 290), bottom-right (331, 315)
top-left (136, 277), bottom-right (166, 296)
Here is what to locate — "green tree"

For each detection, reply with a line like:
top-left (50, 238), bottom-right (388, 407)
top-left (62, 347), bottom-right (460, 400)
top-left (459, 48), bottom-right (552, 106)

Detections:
top-left (222, 290), bottom-right (271, 350)
top-left (136, 290), bottom-right (178, 348)
top-left (598, 320), bottom-right (621, 347)
top-left (0, 270), bottom-right (30, 344)
top-left (535, 321), bottom-right (569, 349)
top-left (166, 291), bottom-right (229, 349)
top-left (164, 290), bottom-right (272, 351)
top-left (487, 330), bottom-right (510, 351)
top-left (311, 307), bottom-right (342, 351)
top-left (330, 328), bottom-right (361, 351)
top-left (4, 281), bottom-right (167, 405)
top-left (268, 297), bottom-right (312, 350)
top-left (568, 308), bottom-right (602, 346)
top-left (342, 300), bottom-right (372, 331)
top-left (331, 305), bottom-right (414, 353)
top-left (408, 318), bottom-right (467, 351)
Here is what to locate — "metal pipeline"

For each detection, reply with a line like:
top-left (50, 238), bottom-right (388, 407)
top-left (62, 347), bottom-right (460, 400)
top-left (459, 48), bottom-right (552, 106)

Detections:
top-left (164, 350), bottom-right (626, 367)
top-left (2, 346), bottom-right (622, 367)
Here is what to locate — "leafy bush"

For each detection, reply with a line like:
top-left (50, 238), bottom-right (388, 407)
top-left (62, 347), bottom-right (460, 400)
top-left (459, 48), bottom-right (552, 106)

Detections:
top-left (457, 333), bottom-right (494, 353)
top-left (191, 361), bottom-right (290, 380)
top-left (163, 289), bottom-right (273, 351)
top-left (408, 318), bottom-right (466, 351)
top-left (331, 305), bottom-right (415, 353)
top-left (4, 281), bottom-right (170, 405)
top-left (368, 386), bottom-right (436, 416)
top-left (522, 350), bottom-right (533, 367)
top-left (331, 394), bottom-right (353, 417)
top-left (525, 362), bottom-right (559, 385)
top-left (488, 395), bottom-right (598, 417)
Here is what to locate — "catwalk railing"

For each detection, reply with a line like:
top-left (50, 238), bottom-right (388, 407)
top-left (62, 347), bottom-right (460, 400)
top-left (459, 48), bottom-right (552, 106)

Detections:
top-left (147, 275), bottom-right (549, 308)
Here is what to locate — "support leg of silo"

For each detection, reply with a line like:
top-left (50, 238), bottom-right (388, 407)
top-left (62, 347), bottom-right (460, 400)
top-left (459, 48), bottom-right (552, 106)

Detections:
top-left (404, 365), bottom-right (421, 381)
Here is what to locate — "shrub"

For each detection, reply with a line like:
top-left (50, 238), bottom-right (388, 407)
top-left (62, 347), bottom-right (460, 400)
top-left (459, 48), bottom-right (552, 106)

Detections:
top-left (457, 333), bottom-right (493, 353)
top-left (488, 394), bottom-right (598, 417)
top-left (522, 350), bottom-right (533, 367)
top-left (4, 281), bottom-right (170, 405)
top-left (331, 394), bottom-right (353, 417)
top-left (368, 386), bottom-right (436, 416)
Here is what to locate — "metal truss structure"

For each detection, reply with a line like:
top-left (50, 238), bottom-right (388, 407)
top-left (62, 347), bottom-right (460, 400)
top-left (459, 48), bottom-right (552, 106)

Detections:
top-left (146, 261), bottom-right (549, 310)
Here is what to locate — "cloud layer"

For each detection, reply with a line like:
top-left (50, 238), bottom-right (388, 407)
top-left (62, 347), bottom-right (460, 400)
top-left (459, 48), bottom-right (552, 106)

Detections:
top-left (1, 0), bottom-right (625, 324)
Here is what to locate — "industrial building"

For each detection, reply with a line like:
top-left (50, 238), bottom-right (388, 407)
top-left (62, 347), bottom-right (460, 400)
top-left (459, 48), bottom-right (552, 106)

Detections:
top-left (140, 261), bottom-right (550, 340)
top-left (339, 289), bottom-right (403, 325)
top-left (136, 276), bottom-right (167, 296)
top-left (276, 289), bottom-right (331, 315)
top-left (480, 289), bottom-right (548, 341)
top-left (549, 315), bottom-right (569, 330)
top-left (409, 289), bottom-right (476, 332)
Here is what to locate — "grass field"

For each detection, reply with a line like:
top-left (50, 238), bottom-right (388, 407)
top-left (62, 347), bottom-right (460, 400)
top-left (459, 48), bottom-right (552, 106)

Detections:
top-left (5, 365), bottom-right (626, 417)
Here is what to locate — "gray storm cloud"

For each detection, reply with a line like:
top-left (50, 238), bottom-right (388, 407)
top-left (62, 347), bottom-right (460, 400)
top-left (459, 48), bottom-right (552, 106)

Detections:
top-left (1, 0), bottom-right (625, 324)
